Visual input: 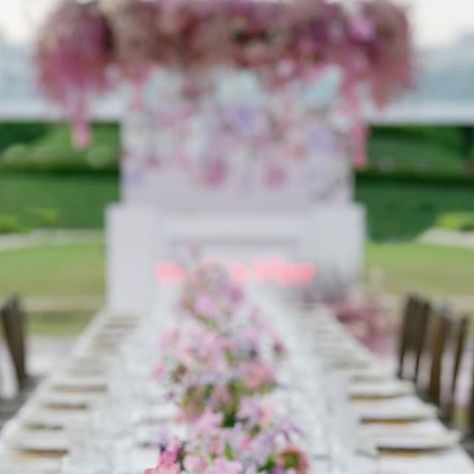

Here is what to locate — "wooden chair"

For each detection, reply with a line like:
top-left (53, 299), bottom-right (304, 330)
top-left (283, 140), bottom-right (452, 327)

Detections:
top-left (423, 308), bottom-right (451, 408)
top-left (412, 299), bottom-right (432, 384)
top-left (466, 345), bottom-right (474, 438)
top-left (463, 346), bottom-right (474, 454)
top-left (410, 303), bottom-right (470, 429)
top-left (397, 294), bottom-right (416, 379)
top-left (0, 295), bottom-right (29, 391)
top-left (397, 294), bottom-right (431, 382)
top-left (445, 313), bottom-right (469, 424)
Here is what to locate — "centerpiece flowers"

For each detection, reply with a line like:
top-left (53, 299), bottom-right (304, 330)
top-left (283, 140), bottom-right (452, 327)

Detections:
top-left (147, 263), bottom-right (307, 473)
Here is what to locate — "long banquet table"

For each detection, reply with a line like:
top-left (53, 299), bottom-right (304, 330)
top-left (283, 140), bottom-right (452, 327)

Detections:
top-left (0, 285), bottom-right (473, 474)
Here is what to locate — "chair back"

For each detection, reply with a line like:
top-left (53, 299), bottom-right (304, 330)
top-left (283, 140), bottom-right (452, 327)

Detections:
top-left (1, 296), bottom-right (28, 390)
top-left (412, 299), bottom-right (431, 383)
top-left (397, 294), bottom-right (431, 381)
top-left (397, 294), bottom-right (417, 378)
top-left (423, 307), bottom-right (451, 407)
top-left (445, 313), bottom-right (469, 424)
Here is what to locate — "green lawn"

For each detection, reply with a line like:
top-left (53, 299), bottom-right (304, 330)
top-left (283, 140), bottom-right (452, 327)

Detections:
top-left (1, 171), bottom-right (474, 241)
top-left (0, 242), bottom-right (105, 297)
top-left (27, 311), bottom-right (94, 336)
top-left (1, 122), bottom-right (474, 239)
top-left (0, 240), bottom-right (472, 335)
top-left (0, 171), bottom-right (119, 230)
top-left (1, 240), bottom-right (472, 299)
top-left (0, 242), bottom-right (104, 336)
top-left (366, 242), bottom-right (474, 296)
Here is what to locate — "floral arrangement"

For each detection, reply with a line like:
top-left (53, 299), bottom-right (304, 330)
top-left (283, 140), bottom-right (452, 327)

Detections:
top-left (331, 270), bottom-right (396, 355)
top-left (178, 263), bottom-right (244, 328)
top-left (35, 0), bottom-right (412, 156)
top-left (146, 263), bottom-right (307, 474)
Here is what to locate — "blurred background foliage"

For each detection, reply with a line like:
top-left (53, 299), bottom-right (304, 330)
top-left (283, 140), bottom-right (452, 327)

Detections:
top-left (0, 122), bottom-right (474, 241)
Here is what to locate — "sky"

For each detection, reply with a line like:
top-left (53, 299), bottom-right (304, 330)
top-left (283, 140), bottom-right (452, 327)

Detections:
top-left (0, 0), bottom-right (474, 48)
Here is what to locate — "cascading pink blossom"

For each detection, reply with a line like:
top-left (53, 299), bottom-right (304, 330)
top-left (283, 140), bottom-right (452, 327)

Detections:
top-left (35, 0), bottom-right (112, 148)
top-left (35, 0), bottom-right (412, 165)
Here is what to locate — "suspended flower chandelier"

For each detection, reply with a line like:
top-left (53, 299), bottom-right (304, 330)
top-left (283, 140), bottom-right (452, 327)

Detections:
top-left (35, 0), bottom-right (412, 164)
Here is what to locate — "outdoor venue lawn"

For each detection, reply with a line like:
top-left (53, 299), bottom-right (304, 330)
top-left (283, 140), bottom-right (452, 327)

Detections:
top-left (1, 123), bottom-right (474, 240)
top-left (27, 311), bottom-right (94, 337)
top-left (366, 242), bottom-right (474, 296)
top-left (1, 122), bottom-right (474, 335)
top-left (0, 242), bottom-right (105, 297)
top-left (1, 240), bottom-right (473, 299)
top-left (0, 171), bottom-right (118, 231)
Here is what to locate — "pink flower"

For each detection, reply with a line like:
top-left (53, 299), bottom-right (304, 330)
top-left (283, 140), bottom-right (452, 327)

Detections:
top-left (227, 284), bottom-right (243, 307)
top-left (202, 158), bottom-right (228, 187)
top-left (183, 454), bottom-right (207, 472)
top-left (145, 466), bottom-right (180, 474)
top-left (239, 396), bottom-right (274, 429)
top-left (237, 432), bottom-right (251, 451)
top-left (193, 408), bottom-right (224, 437)
top-left (153, 363), bottom-right (166, 381)
top-left (264, 163), bottom-right (287, 188)
top-left (161, 440), bottom-right (181, 465)
top-left (160, 327), bottom-right (182, 352)
top-left (241, 362), bottom-right (275, 391)
top-left (146, 442), bottom-right (182, 474)
top-left (194, 294), bottom-right (218, 319)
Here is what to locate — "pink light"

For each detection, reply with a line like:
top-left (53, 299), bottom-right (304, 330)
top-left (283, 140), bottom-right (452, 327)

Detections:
top-left (156, 261), bottom-right (185, 283)
top-left (155, 258), bottom-right (316, 286)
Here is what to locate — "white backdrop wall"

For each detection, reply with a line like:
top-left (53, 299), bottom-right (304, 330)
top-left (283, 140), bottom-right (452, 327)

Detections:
top-left (106, 71), bottom-right (366, 311)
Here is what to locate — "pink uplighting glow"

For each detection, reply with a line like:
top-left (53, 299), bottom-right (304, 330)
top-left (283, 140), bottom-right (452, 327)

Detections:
top-left (156, 257), bottom-right (316, 287)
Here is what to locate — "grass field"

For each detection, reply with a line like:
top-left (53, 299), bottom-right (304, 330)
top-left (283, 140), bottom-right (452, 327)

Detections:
top-left (1, 240), bottom-right (473, 335)
top-left (0, 242), bottom-right (104, 336)
top-left (27, 311), bottom-right (94, 336)
top-left (1, 240), bottom-right (473, 299)
top-left (0, 122), bottom-right (473, 335)
top-left (0, 172), bottom-right (119, 230)
top-left (1, 122), bottom-right (474, 239)
top-left (1, 171), bottom-right (474, 241)
top-left (366, 242), bottom-right (474, 296)
top-left (0, 242), bottom-right (105, 297)
top-left (356, 178), bottom-right (474, 241)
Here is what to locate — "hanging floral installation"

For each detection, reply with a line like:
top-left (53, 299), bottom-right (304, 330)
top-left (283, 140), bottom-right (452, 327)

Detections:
top-left (35, 0), bottom-right (412, 172)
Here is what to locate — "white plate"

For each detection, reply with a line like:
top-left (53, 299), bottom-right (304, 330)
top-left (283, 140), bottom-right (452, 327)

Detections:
top-left (145, 403), bottom-right (178, 423)
top-left (375, 431), bottom-right (461, 452)
top-left (18, 405), bottom-right (87, 429)
top-left (0, 449), bottom-right (61, 474)
top-left (354, 396), bottom-right (437, 422)
top-left (2, 422), bottom-right (68, 453)
top-left (49, 374), bottom-right (106, 392)
top-left (361, 420), bottom-right (461, 451)
top-left (350, 380), bottom-right (414, 399)
top-left (35, 389), bottom-right (102, 409)
top-left (343, 367), bottom-right (392, 382)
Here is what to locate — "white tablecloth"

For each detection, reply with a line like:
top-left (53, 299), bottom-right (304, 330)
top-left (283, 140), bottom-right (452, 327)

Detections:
top-left (0, 285), bottom-right (472, 474)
